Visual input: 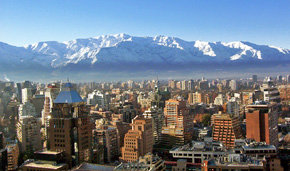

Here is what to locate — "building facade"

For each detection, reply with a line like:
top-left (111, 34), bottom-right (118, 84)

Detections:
top-left (17, 116), bottom-right (42, 153)
top-left (246, 103), bottom-right (279, 146)
top-left (48, 83), bottom-right (92, 168)
top-left (121, 116), bottom-right (153, 162)
top-left (212, 113), bottom-right (242, 148)
top-left (161, 99), bottom-right (193, 148)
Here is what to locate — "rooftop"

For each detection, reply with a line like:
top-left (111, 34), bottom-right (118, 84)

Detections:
top-left (35, 150), bottom-right (63, 155)
top-left (22, 160), bottom-right (67, 170)
top-left (54, 82), bottom-right (83, 104)
top-left (73, 163), bottom-right (114, 171)
top-left (170, 140), bottom-right (225, 152)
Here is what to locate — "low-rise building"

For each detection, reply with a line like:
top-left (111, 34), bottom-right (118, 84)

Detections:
top-left (115, 153), bottom-right (165, 171)
top-left (20, 151), bottom-right (68, 171)
top-left (169, 139), bottom-right (226, 164)
top-left (202, 154), bottom-right (266, 171)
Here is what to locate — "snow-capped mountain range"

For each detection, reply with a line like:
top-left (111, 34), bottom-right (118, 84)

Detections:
top-left (0, 33), bottom-right (289, 70)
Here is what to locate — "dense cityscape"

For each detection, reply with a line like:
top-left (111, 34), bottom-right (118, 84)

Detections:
top-left (0, 74), bottom-right (288, 170)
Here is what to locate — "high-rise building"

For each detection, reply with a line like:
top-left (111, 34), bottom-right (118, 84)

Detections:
top-left (21, 88), bottom-right (32, 103)
top-left (0, 132), bottom-right (7, 171)
top-left (118, 102), bottom-right (138, 123)
top-left (214, 94), bottom-right (226, 106)
top-left (42, 84), bottom-right (60, 126)
top-left (143, 106), bottom-right (164, 144)
top-left (226, 97), bottom-right (240, 116)
top-left (6, 143), bottom-right (19, 171)
top-left (121, 116), bottom-right (153, 162)
top-left (261, 77), bottom-right (280, 103)
top-left (252, 75), bottom-right (258, 82)
top-left (93, 125), bottom-right (119, 163)
top-left (277, 75), bottom-right (282, 83)
top-left (17, 116), bottom-right (42, 153)
top-left (0, 132), bottom-right (4, 149)
top-left (181, 80), bottom-right (187, 91)
top-left (110, 116), bottom-right (131, 149)
top-left (212, 113), bottom-right (242, 148)
top-left (48, 82), bottom-right (92, 168)
top-left (217, 83), bottom-right (223, 92)
top-left (246, 103), bottom-right (279, 146)
top-left (161, 99), bottom-right (193, 148)
top-left (168, 80), bottom-right (176, 89)
top-left (222, 80), bottom-right (230, 88)
top-left (287, 75), bottom-right (290, 83)
top-left (188, 92), bottom-right (203, 105)
top-left (151, 85), bottom-right (171, 109)
top-left (18, 101), bottom-right (37, 118)
top-left (229, 80), bottom-right (238, 91)
top-left (87, 90), bottom-right (105, 107)
top-left (242, 91), bottom-right (254, 105)
top-left (187, 80), bottom-right (194, 91)
top-left (199, 80), bottom-right (209, 90)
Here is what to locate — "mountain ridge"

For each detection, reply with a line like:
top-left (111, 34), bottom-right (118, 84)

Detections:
top-left (0, 33), bottom-right (289, 71)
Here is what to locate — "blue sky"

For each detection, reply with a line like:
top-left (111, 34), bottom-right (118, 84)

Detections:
top-left (0, 0), bottom-right (289, 48)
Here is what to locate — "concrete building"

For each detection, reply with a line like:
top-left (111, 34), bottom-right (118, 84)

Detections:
top-left (187, 80), bottom-right (194, 91)
top-left (22, 88), bottom-right (32, 103)
top-left (214, 94), bottom-right (226, 106)
top-left (181, 80), bottom-right (187, 91)
top-left (16, 116), bottom-right (42, 153)
top-left (188, 92), bottom-right (203, 105)
top-left (170, 139), bottom-right (226, 164)
top-left (252, 75), bottom-right (258, 82)
top-left (143, 106), bottom-right (164, 144)
top-left (168, 80), bottom-right (176, 89)
top-left (229, 80), bottom-right (238, 91)
top-left (261, 77), bottom-right (280, 103)
top-left (202, 154), bottom-right (266, 171)
top-left (246, 102), bottom-right (279, 146)
top-left (241, 141), bottom-right (277, 159)
top-left (110, 117), bottom-right (131, 150)
top-left (278, 84), bottom-right (290, 104)
top-left (212, 113), bottom-right (242, 148)
top-left (226, 97), bottom-right (240, 116)
top-left (121, 116), bottom-right (153, 162)
top-left (6, 143), bottom-right (19, 171)
top-left (115, 153), bottom-right (165, 171)
top-left (118, 102), bottom-right (138, 123)
top-left (87, 90), bottom-right (105, 108)
top-left (93, 125), bottom-right (119, 163)
top-left (161, 99), bottom-right (193, 148)
top-left (20, 151), bottom-right (68, 171)
top-left (30, 94), bottom-right (45, 117)
top-left (18, 101), bottom-right (37, 118)
top-left (242, 91), bottom-right (254, 105)
top-left (48, 83), bottom-right (92, 168)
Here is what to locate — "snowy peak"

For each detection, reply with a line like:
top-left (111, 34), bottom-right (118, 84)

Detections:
top-left (1, 34), bottom-right (290, 69)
